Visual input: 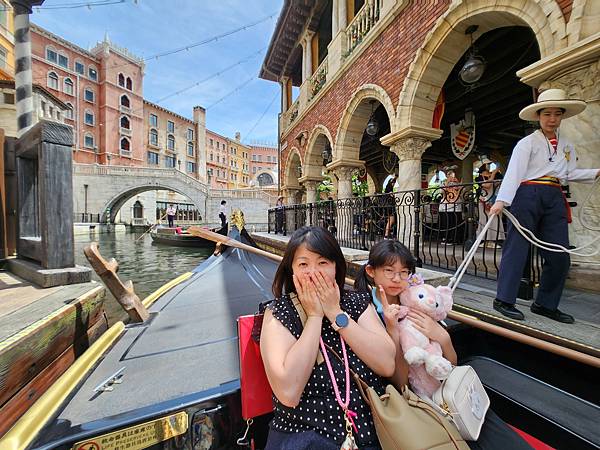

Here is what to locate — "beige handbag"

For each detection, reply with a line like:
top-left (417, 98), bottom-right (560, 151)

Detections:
top-left (432, 365), bottom-right (490, 441)
top-left (354, 376), bottom-right (469, 450)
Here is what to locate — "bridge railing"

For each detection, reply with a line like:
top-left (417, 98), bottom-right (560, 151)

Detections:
top-left (74, 213), bottom-right (101, 223)
top-left (73, 164), bottom-right (209, 194)
top-left (210, 188), bottom-right (278, 206)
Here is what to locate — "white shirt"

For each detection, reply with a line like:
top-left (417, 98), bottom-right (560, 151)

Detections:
top-left (219, 204), bottom-right (227, 216)
top-left (497, 129), bottom-right (597, 205)
top-left (166, 206), bottom-right (176, 216)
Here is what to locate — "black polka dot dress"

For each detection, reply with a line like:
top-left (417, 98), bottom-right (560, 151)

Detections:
top-left (269, 290), bottom-right (385, 448)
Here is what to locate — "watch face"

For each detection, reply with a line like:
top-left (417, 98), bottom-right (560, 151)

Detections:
top-left (335, 312), bottom-right (349, 328)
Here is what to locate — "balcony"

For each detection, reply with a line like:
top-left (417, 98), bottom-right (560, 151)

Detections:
top-left (119, 105), bottom-right (132, 114)
top-left (277, 0), bottom-right (399, 138)
top-left (120, 127), bottom-right (132, 137)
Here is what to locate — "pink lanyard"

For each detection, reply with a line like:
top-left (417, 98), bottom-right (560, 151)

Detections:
top-left (319, 336), bottom-right (358, 434)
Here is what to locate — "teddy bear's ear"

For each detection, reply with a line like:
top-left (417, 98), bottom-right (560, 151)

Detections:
top-left (436, 286), bottom-right (454, 313)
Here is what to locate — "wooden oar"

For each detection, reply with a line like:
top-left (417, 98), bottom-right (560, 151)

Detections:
top-left (187, 226), bottom-right (600, 368)
top-left (135, 212), bottom-right (168, 242)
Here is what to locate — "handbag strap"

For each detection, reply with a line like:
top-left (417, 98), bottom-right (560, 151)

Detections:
top-left (290, 293), bottom-right (324, 365)
top-left (323, 342), bottom-right (463, 450)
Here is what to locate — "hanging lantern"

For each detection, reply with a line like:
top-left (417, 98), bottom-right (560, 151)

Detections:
top-left (366, 100), bottom-right (379, 136)
top-left (459, 25), bottom-right (486, 84)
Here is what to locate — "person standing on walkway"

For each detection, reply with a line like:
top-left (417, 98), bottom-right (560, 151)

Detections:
top-left (166, 204), bottom-right (176, 228)
top-left (490, 89), bottom-right (600, 323)
top-left (218, 200), bottom-right (228, 228)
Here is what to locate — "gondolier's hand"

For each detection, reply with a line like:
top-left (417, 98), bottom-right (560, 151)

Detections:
top-left (312, 271), bottom-right (341, 323)
top-left (293, 274), bottom-right (323, 318)
top-left (489, 200), bottom-right (505, 216)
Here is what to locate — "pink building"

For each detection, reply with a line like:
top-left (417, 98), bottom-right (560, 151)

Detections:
top-left (31, 25), bottom-right (144, 165)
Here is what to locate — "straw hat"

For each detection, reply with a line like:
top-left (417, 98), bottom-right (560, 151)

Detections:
top-left (519, 89), bottom-right (586, 121)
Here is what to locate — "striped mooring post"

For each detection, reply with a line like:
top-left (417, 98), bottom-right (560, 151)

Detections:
top-left (10, 1), bottom-right (45, 137)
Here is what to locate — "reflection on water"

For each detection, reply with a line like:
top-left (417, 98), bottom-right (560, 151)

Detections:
top-left (74, 230), bottom-right (212, 323)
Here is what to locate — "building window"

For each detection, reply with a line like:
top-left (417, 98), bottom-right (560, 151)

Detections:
top-left (167, 134), bottom-right (175, 151)
top-left (64, 77), bottom-right (74, 95)
top-left (75, 61), bottom-right (85, 75)
top-left (120, 116), bottom-right (130, 129)
top-left (65, 103), bottom-right (74, 120)
top-left (273, 156), bottom-right (277, 163)
top-left (46, 47), bottom-right (57, 63)
top-left (210, 138), bottom-right (214, 147)
top-left (253, 166), bottom-right (257, 174)
top-left (58, 54), bottom-right (68, 68)
top-left (266, 155), bottom-right (271, 162)
top-left (167, 121), bottom-right (175, 133)
top-left (257, 155), bottom-right (262, 162)
top-left (88, 67), bottom-right (98, 81)
top-left (165, 155), bottom-right (176, 168)
top-left (149, 113), bottom-right (158, 127)
top-left (209, 153), bottom-right (213, 161)
top-left (84, 133), bottom-right (94, 148)
top-left (84, 88), bottom-right (94, 103)
top-left (187, 142), bottom-right (194, 156)
top-left (3, 92), bottom-right (15, 104)
top-left (126, 77), bottom-right (132, 90)
top-left (149, 129), bottom-right (158, 146)
top-left (47, 71), bottom-right (58, 90)
top-left (120, 137), bottom-right (130, 152)
top-left (0, 46), bottom-right (7, 69)
top-left (187, 128), bottom-right (194, 140)
top-left (148, 151), bottom-right (159, 165)
top-left (187, 162), bottom-right (196, 173)
top-left (84, 110), bottom-right (94, 126)
top-left (120, 94), bottom-right (130, 108)
top-left (118, 73), bottom-right (125, 87)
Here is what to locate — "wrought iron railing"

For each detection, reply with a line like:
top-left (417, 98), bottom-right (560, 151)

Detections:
top-left (268, 181), bottom-right (540, 290)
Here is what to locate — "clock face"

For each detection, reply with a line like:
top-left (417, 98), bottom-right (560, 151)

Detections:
top-left (383, 148), bottom-right (398, 174)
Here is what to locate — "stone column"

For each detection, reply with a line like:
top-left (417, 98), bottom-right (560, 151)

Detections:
top-left (303, 31), bottom-right (315, 81)
top-left (332, 165), bottom-right (355, 200)
top-left (332, 0), bottom-right (339, 36)
top-left (389, 137), bottom-right (431, 192)
top-left (280, 76), bottom-right (289, 112)
top-left (539, 61), bottom-right (600, 268)
top-left (302, 179), bottom-right (319, 226)
top-left (329, 163), bottom-right (362, 243)
top-left (382, 127), bottom-right (441, 248)
top-left (338, 0), bottom-right (347, 31)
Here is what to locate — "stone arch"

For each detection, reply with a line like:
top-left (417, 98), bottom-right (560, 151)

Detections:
top-left (284, 147), bottom-right (303, 188)
top-left (567, 0), bottom-right (600, 44)
top-left (101, 185), bottom-right (205, 223)
top-left (335, 83), bottom-right (396, 161)
top-left (396, 0), bottom-right (566, 131)
top-left (255, 169), bottom-right (277, 186)
top-left (305, 124), bottom-right (334, 178)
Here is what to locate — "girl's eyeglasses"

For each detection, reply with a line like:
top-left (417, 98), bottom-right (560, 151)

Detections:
top-left (382, 269), bottom-right (411, 280)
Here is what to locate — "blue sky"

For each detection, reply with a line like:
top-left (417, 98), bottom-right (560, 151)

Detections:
top-left (32, 0), bottom-right (282, 145)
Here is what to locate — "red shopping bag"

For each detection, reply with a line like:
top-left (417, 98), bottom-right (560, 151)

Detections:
top-left (238, 313), bottom-right (273, 420)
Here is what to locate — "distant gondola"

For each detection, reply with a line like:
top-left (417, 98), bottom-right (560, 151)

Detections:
top-left (3, 216), bottom-right (599, 450)
top-left (149, 225), bottom-right (227, 247)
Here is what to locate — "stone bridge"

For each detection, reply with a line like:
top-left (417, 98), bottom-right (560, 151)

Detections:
top-left (72, 164), bottom-right (276, 225)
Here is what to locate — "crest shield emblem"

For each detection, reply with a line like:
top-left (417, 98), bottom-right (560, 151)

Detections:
top-left (451, 110), bottom-right (476, 160)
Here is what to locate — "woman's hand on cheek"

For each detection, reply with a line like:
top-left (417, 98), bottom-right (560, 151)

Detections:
top-left (311, 271), bottom-right (340, 321)
top-left (293, 274), bottom-right (323, 318)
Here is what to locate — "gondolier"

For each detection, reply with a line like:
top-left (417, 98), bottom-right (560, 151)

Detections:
top-left (490, 89), bottom-right (600, 323)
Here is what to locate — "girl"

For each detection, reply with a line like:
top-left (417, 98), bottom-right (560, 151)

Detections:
top-left (353, 239), bottom-right (456, 389)
top-left (354, 239), bottom-right (533, 450)
top-left (260, 226), bottom-right (395, 449)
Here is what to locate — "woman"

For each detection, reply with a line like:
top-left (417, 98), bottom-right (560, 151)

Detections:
top-left (476, 159), bottom-right (505, 248)
top-left (490, 89), bottom-right (600, 322)
top-left (260, 226), bottom-right (395, 449)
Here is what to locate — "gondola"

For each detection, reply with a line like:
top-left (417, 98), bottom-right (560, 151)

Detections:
top-left (3, 219), bottom-right (599, 450)
top-left (149, 226), bottom-right (227, 248)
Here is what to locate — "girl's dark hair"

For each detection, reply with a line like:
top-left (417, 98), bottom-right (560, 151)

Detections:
top-left (272, 226), bottom-right (346, 298)
top-left (354, 240), bottom-right (417, 293)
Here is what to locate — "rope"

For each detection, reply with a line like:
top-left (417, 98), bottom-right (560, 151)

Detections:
top-left (448, 177), bottom-right (600, 292)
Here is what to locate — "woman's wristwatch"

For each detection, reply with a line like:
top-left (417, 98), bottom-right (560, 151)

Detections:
top-left (331, 311), bottom-right (350, 331)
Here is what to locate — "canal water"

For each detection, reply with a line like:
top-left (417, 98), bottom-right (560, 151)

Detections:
top-left (74, 231), bottom-right (213, 324)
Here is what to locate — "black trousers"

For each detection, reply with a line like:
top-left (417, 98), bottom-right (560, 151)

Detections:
top-left (167, 215), bottom-right (174, 228)
top-left (219, 212), bottom-right (227, 228)
top-left (496, 184), bottom-right (570, 310)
